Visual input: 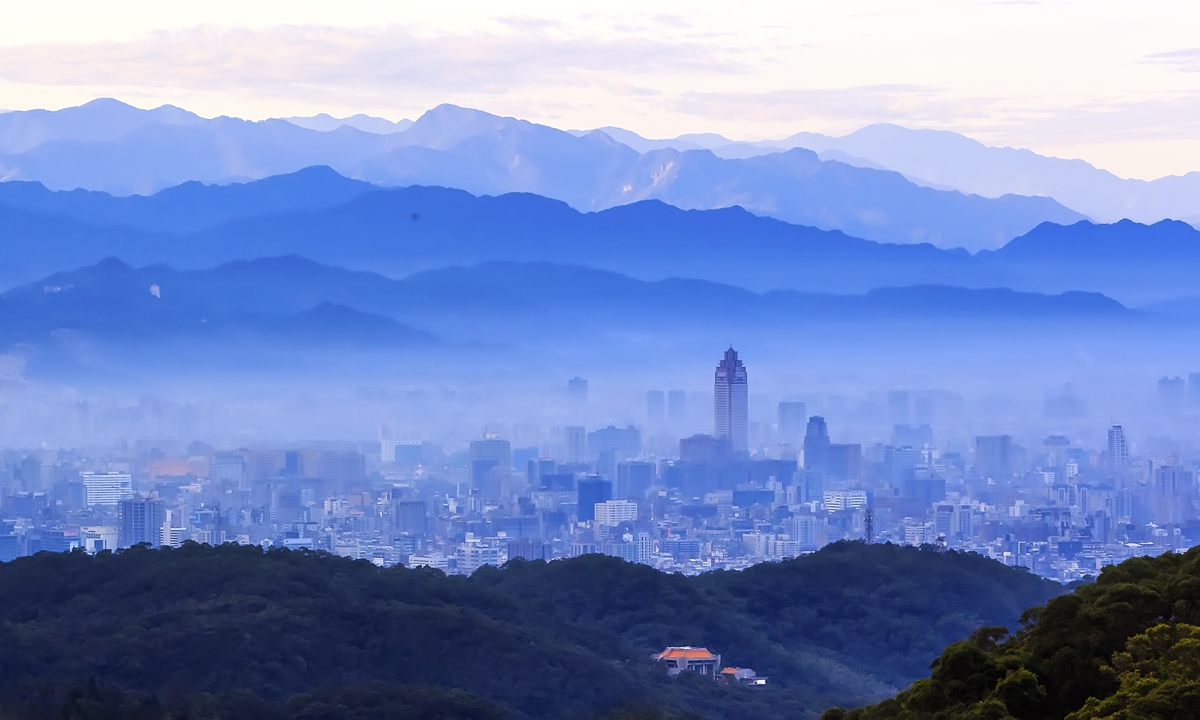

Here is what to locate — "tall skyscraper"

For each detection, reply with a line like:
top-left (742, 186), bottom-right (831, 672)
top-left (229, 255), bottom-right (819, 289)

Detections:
top-left (777, 401), bottom-right (806, 444)
top-left (714, 347), bottom-right (749, 453)
top-left (667, 390), bottom-right (687, 426)
top-left (1107, 424), bottom-right (1129, 479)
top-left (803, 416), bottom-right (830, 474)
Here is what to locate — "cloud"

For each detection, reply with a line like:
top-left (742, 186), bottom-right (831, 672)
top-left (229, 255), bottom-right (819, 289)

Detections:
top-left (1145, 47), bottom-right (1200, 72)
top-left (0, 24), bottom-right (743, 101)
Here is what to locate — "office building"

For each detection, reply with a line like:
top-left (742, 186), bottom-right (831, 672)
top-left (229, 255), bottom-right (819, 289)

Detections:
top-left (803, 416), bottom-right (830, 474)
top-left (118, 497), bottom-right (166, 548)
top-left (777, 401), bottom-right (806, 443)
top-left (567, 377), bottom-right (588, 405)
top-left (209, 453), bottom-right (247, 489)
top-left (1107, 425), bottom-right (1128, 479)
top-left (680, 434), bottom-right (732, 464)
top-left (577, 476), bottom-right (612, 522)
top-left (79, 471), bottom-right (133, 507)
top-left (976, 435), bottom-right (1013, 480)
top-left (616, 461), bottom-right (654, 499)
top-left (394, 501), bottom-right (428, 536)
top-left (827, 443), bottom-right (863, 481)
top-left (565, 426), bottom-right (587, 465)
top-left (594, 499), bottom-right (638, 528)
top-left (469, 434), bottom-right (511, 501)
top-left (714, 347), bottom-right (749, 453)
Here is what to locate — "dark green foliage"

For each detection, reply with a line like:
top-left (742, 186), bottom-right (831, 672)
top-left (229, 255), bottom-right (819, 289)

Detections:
top-left (0, 541), bottom-right (1058, 720)
top-left (830, 546), bottom-right (1200, 720)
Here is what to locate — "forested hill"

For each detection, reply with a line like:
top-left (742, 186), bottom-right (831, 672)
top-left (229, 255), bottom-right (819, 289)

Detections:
top-left (824, 546), bottom-right (1200, 720)
top-left (0, 542), bottom-right (1060, 720)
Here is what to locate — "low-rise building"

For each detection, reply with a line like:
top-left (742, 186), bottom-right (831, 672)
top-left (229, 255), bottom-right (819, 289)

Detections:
top-left (653, 646), bottom-right (721, 676)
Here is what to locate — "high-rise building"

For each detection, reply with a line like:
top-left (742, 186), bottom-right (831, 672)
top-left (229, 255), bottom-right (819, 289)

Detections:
top-left (713, 347), bottom-right (748, 453)
top-left (827, 443), bottom-right (863, 481)
top-left (616, 461), bottom-right (655, 499)
top-left (118, 497), bottom-right (166, 548)
top-left (646, 391), bottom-right (665, 424)
top-left (1158, 377), bottom-right (1186, 413)
top-left (777, 401), bottom-right (806, 444)
top-left (209, 453), bottom-right (247, 490)
top-left (565, 426), bottom-right (587, 465)
top-left (577, 476), bottom-right (612, 522)
top-left (803, 416), bottom-right (830, 474)
top-left (469, 434), bottom-right (511, 501)
top-left (394, 500), bottom-right (428, 536)
top-left (975, 435), bottom-right (1013, 479)
top-left (568, 377), bottom-right (588, 405)
top-left (79, 471), bottom-right (133, 507)
top-left (594, 499), bottom-right (638, 528)
top-left (1107, 425), bottom-right (1129, 479)
top-left (587, 425), bottom-right (641, 463)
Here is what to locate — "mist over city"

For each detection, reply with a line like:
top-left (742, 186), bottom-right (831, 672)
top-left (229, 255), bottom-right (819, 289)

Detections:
top-left (2, 3), bottom-right (1200, 720)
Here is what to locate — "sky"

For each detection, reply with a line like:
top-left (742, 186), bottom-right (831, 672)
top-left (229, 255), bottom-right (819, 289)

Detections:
top-left (1, 1), bottom-right (1199, 180)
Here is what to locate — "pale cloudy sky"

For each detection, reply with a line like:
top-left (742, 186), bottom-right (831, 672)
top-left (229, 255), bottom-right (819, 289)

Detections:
top-left (1, 0), bottom-right (1199, 179)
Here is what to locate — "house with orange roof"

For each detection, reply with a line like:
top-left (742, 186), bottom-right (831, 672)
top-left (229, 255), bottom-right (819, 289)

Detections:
top-left (652, 646), bottom-right (721, 677)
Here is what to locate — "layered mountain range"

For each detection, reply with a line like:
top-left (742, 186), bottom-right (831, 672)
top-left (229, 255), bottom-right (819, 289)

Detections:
top-left (2, 100), bottom-right (1199, 394)
top-left (0, 100), bottom-right (1084, 251)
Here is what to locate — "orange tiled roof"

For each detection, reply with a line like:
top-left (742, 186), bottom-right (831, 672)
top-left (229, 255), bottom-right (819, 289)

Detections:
top-left (656, 646), bottom-right (718, 660)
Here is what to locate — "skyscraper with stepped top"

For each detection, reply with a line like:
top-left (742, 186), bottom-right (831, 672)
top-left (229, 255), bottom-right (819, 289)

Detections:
top-left (714, 347), bottom-right (749, 453)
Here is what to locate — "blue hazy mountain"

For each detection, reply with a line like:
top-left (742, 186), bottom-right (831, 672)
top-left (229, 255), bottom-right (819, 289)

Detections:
top-left (0, 179), bottom-right (996, 292)
top-left (1, 257), bottom-right (435, 349)
top-left (583, 122), bottom-right (1200, 227)
top-left (787, 124), bottom-right (1200, 227)
top-left (0, 256), bottom-right (1166, 392)
top-left (0, 99), bottom-right (1086, 250)
top-left (2, 174), bottom-right (1199, 303)
top-left (0, 166), bottom-right (374, 233)
top-left (0, 256), bottom-right (1130, 349)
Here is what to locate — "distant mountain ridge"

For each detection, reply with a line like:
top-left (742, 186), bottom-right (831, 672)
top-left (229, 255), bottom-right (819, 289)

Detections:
top-left (0, 255), bottom-right (1134, 357)
top-left (0, 170), bottom-right (1196, 304)
top-left (0, 99), bottom-right (1086, 250)
top-left (574, 122), bottom-right (1200, 226)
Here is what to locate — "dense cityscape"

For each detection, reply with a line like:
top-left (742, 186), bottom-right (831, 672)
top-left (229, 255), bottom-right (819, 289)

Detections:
top-left (3, 346), bottom-right (1195, 584)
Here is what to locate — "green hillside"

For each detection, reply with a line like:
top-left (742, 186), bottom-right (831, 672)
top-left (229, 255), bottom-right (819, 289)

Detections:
top-left (0, 541), bottom-right (1060, 720)
top-left (824, 546), bottom-right (1200, 720)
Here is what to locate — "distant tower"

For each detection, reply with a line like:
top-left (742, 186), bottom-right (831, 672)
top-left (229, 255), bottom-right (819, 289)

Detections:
top-left (864, 508), bottom-right (875, 545)
top-left (714, 347), bottom-right (748, 453)
top-left (1107, 424), bottom-right (1129, 479)
top-left (803, 416), bottom-right (830, 475)
top-left (568, 377), bottom-right (589, 405)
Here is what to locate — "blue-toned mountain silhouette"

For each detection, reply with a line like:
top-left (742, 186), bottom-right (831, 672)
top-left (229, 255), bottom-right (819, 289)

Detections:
top-left (0, 99), bottom-right (1085, 250)
top-left (2, 170), bottom-right (1199, 303)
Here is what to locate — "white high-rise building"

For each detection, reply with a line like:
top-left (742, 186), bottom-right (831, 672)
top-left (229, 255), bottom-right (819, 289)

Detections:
top-left (80, 471), bottom-right (133, 506)
top-left (594, 499), bottom-right (638, 528)
top-left (1107, 424), bottom-right (1129, 478)
top-left (714, 347), bottom-right (749, 452)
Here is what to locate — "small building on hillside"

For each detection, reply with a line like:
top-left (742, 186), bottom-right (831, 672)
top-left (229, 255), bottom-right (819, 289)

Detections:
top-left (653, 646), bottom-right (721, 676)
top-left (719, 667), bottom-right (767, 686)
